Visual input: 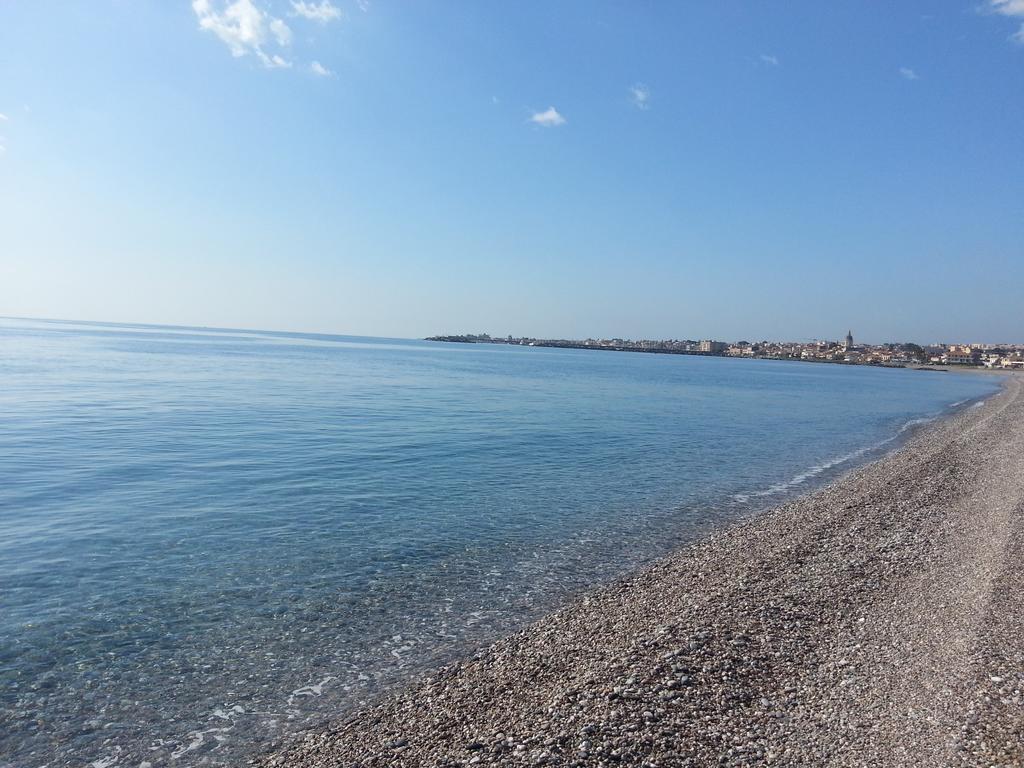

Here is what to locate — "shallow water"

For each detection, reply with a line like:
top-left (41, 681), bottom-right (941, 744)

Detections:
top-left (0, 318), bottom-right (999, 767)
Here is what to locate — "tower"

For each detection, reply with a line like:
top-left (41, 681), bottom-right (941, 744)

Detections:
top-left (845, 330), bottom-right (854, 351)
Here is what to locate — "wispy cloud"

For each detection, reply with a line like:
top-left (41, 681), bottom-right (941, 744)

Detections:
top-left (900, 66), bottom-right (919, 80)
top-left (270, 18), bottom-right (292, 45)
top-left (192, 0), bottom-right (293, 68)
top-left (356, 0), bottom-right (369, 11)
top-left (310, 60), bottom-right (332, 76)
top-left (0, 113), bottom-right (9, 122)
top-left (290, 1), bottom-right (342, 24)
top-left (629, 83), bottom-right (650, 110)
top-left (760, 54), bottom-right (779, 66)
top-left (989, 0), bottom-right (1024, 42)
top-left (529, 106), bottom-right (566, 127)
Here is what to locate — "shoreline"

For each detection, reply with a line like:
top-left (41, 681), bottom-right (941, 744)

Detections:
top-left (257, 373), bottom-right (1023, 767)
top-left (426, 335), bottom-right (1015, 375)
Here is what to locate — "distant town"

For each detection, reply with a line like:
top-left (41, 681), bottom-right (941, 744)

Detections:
top-left (426, 331), bottom-right (1024, 369)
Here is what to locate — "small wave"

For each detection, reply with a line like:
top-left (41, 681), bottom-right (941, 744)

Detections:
top-left (971, 401), bottom-right (985, 408)
top-left (949, 399), bottom-right (967, 407)
top-left (751, 444), bottom-right (878, 498)
top-left (897, 416), bottom-right (934, 434)
top-left (170, 725), bottom-right (234, 759)
top-left (735, 416), bottom-right (935, 502)
top-left (286, 676), bottom-right (335, 707)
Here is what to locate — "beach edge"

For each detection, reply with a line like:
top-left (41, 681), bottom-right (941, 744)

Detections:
top-left (256, 372), bottom-right (1024, 767)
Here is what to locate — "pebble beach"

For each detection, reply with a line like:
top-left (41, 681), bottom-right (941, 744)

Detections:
top-left (258, 375), bottom-right (1024, 768)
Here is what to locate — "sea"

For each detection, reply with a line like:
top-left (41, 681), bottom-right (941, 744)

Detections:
top-left (0, 317), bottom-right (1000, 767)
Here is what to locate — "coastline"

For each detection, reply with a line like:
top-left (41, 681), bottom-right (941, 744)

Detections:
top-left (426, 335), bottom-right (1019, 375)
top-left (256, 374), bottom-right (1023, 767)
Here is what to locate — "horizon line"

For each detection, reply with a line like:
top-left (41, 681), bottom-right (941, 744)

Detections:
top-left (3, 315), bottom-right (1021, 348)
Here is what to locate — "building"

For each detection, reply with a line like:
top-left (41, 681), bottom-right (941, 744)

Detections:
top-left (844, 330), bottom-right (854, 351)
top-left (699, 340), bottom-right (727, 353)
top-left (942, 350), bottom-right (979, 365)
top-left (727, 343), bottom-right (754, 357)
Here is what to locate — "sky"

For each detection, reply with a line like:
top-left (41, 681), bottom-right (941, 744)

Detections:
top-left (1, 1), bottom-right (1022, 344)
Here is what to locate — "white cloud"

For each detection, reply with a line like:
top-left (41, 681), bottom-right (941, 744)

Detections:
top-left (310, 60), bottom-right (332, 76)
top-left (529, 106), bottom-right (566, 127)
top-left (291, 1), bottom-right (342, 23)
top-left (0, 113), bottom-right (8, 122)
top-left (192, 0), bottom-right (292, 68)
top-left (629, 83), bottom-right (650, 110)
top-left (900, 66), bottom-right (919, 80)
top-left (760, 54), bottom-right (779, 66)
top-left (270, 18), bottom-right (292, 45)
top-left (990, 0), bottom-right (1024, 42)
top-left (356, 0), bottom-right (369, 11)
top-left (991, 0), bottom-right (1024, 14)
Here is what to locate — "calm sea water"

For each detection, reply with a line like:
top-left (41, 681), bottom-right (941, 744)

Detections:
top-left (0, 318), bottom-right (999, 767)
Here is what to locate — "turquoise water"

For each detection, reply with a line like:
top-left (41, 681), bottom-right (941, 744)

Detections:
top-left (0, 318), bottom-right (999, 767)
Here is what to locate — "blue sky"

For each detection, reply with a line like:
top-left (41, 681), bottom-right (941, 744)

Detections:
top-left (1, 1), bottom-right (1022, 343)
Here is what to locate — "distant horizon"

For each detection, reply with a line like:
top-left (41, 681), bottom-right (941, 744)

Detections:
top-left (5, 314), bottom-right (1021, 349)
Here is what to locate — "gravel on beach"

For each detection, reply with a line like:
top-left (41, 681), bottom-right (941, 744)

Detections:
top-left (257, 376), bottom-right (1024, 768)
